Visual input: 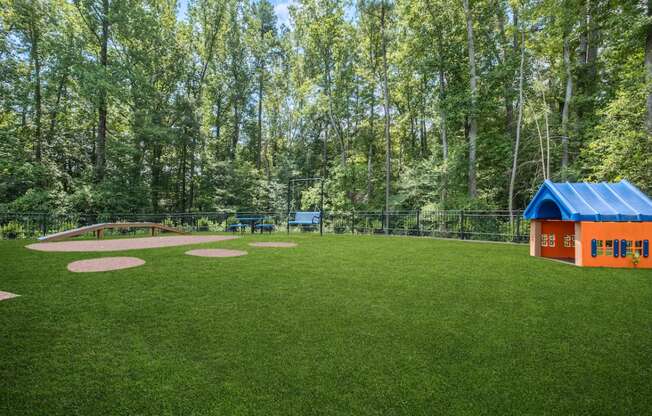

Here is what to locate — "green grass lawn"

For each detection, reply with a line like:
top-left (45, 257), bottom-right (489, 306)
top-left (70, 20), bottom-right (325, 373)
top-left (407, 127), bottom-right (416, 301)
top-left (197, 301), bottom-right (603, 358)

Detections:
top-left (1, 234), bottom-right (651, 415)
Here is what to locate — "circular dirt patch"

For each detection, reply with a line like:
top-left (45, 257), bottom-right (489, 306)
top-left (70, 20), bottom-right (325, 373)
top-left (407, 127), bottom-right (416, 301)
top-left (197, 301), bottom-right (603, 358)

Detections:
top-left (185, 249), bottom-right (248, 258)
top-left (249, 242), bottom-right (297, 248)
top-left (0, 291), bottom-right (20, 301)
top-left (67, 257), bottom-right (145, 273)
top-left (27, 235), bottom-right (238, 253)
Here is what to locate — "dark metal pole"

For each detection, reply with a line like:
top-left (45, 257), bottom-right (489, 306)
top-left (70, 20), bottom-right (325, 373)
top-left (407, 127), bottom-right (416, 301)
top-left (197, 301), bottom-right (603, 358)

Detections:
top-left (287, 179), bottom-right (291, 235)
top-left (459, 210), bottom-right (465, 240)
top-left (515, 212), bottom-right (521, 243)
top-left (319, 178), bottom-right (324, 236)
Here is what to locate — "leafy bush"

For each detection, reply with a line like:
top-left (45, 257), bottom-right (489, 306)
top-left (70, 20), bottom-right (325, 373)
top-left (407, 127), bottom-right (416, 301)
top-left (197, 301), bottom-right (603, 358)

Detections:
top-left (1, 221), bottom-right (25, 239)
top-left (197, 217), bottom-right (210, 227)
top-left (370, 219), bottom-right (383, 230)
top-left (56, 220), bottom-right (79, 232)
top-left (9, 188), bottom-right (69, 213)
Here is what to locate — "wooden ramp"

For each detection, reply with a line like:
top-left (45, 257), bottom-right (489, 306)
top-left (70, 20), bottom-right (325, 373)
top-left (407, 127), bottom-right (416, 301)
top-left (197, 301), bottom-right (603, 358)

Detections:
top-left (38, 222), bottom-right (187, 242)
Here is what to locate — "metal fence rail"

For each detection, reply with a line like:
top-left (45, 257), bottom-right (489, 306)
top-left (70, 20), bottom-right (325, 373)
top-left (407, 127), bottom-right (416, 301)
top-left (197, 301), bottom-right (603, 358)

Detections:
top-left (0, 210), bottom-right (529, 243)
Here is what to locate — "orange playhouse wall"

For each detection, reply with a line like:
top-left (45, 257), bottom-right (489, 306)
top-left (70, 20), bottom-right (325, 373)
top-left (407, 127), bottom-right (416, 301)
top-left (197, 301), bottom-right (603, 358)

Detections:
top-left (577, 222), bottom-right (652, 269)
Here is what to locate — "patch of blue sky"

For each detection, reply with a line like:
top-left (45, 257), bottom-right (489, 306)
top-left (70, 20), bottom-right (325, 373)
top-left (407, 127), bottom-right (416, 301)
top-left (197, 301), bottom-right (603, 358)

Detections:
top-left (176, 0), bottom-right (356, 28)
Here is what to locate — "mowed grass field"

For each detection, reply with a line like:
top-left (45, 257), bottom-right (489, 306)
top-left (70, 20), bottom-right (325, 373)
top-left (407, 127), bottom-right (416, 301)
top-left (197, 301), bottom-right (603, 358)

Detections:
top-left (1, 234), bottom-right (651, 415)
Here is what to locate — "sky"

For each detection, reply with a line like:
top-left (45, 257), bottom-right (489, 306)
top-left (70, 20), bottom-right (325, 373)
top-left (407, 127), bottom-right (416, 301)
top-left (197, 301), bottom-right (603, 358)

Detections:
top-left (177, 0), bottom-right (297, 27)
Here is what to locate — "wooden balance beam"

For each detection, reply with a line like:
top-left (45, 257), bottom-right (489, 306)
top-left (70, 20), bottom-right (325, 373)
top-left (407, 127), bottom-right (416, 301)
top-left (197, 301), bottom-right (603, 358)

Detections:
top-left (37, 222), bottom-right (187, 242)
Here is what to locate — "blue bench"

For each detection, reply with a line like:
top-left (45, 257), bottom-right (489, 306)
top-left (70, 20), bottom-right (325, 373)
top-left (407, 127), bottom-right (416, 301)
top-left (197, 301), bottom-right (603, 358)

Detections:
top-left (288, 211), bottom-right (321, 231)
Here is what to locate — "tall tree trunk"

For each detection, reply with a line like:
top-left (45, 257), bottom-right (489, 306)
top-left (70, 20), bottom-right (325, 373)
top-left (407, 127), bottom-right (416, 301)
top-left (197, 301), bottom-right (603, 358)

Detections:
top-left (509, 29), bottom-right (525, 227)
top-left (367, 89), bottom-right (375, 204)
top-left (188, 138), bottom-right (196, 211)
top-left (427, 3), bottom-right (447, 164)
top-left (179, 140), bottom-right (187, 211)
top-left (380, 2), bottom-right (391, 232)
top-left (214, 94), bottom-right (222, 157)
top-left (47, 69), bottom-right (68, 144)
top-left (324, 63), bottom-right (346, 167)
top-left (257, 75), bottom-right (263, 169)
top-left (406, 85), bottom-right (416, 154)
top-left (31, 24), bottom-right (42, 162)
top-left (542, 87), bottom-right (551, 179)
top-left (561, 34), bottom-right (573, 178)
top-left (150, 143), bottom-right (162, 212)
top-left (532, 104), bottom-right (547, 179)
top-left (462, 0), bottom-right (478, 198)
top-left (439, 66), bottom-right (448, 207)
top-left (438, 67), bottom-right (448, 162)
top-left (323, 124), bottom-right (328, 179)
top-left (232, 102), bottom-right (239, 160)
top-left (366, 36), bottom-right (376, 204)
top-left (646, 0), bottom-right (652, 134)
top-left (95, 0), bottom-right (109, 182)
top-left (420, 75), bottom-right (428, 157)
top-left (496, 2), bottom-right (513, 135)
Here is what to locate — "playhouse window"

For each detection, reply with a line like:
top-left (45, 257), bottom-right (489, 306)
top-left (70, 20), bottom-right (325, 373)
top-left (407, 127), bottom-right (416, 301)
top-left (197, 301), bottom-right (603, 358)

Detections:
top-left (634, 240), bottom-right (643, 256)
top-left (549, 234), bottom-right (556, 247)
top-left (605, 240), bottom-right (613, 256)
top-left (626, 240), bottom-right (633, 257)
top-left (596, 240), bottom-right (604, 256)
top-left (541, 234), bottom-right (548, 247)
top-left (563, 234), bottom-right (575, 248)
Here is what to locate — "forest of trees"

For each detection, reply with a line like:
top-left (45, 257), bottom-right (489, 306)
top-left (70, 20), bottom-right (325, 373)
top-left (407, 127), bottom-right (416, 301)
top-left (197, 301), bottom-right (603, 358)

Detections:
top-left (1, 0), bottom-right (651, 215)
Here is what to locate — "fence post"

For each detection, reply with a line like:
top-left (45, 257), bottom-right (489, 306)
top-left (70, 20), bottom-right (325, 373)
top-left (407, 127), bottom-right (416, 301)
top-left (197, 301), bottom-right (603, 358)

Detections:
top-left (515, 213), bottom-right (521, 243)
top-left (383, 209), bottom-right (388, 235)
top-left (41, 213), bottom-right (48, 236)
top-left (416, 209), bottom-right (421, 236)
top-left (459, 210), bottom-right (465, 240)
top-left (351, 211), bottom-right (355, 234)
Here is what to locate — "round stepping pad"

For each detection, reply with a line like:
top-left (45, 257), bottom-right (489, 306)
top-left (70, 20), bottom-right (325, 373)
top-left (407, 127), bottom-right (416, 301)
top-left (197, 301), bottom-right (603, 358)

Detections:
top-left (185, 249), bottom-right (248, 258)
top-left (0, 291), bottom-right (19, 301)
top-left (67, 257), bottom-right (145, 273)
top-left (249, 242), bottom-right (297, 248)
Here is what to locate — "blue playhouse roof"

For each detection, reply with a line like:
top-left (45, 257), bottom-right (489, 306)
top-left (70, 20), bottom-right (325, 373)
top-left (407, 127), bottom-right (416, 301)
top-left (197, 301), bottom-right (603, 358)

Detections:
top-left (523, 180), bottom-right (652, 222)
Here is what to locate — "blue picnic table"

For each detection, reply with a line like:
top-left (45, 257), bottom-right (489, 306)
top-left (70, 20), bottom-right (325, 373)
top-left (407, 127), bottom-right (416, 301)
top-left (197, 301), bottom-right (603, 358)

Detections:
top-left (228, 215), bottom-right (274, 234)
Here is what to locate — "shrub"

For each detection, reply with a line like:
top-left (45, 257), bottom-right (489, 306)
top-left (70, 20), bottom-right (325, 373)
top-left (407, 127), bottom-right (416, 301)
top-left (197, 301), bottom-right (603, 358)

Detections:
top-left (1, 221), bottom-right (25, 239)
top-left (370, 219), bottom-right (383, 230)
top-left (197, 217), bottom-right (211, 227)
top-left (56, 220), bottom-right (79, 233)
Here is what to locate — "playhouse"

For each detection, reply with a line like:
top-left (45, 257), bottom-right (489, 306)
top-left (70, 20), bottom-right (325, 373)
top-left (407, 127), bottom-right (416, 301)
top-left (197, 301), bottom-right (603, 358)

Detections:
top-left (523, 180), bottom-right (652, 268)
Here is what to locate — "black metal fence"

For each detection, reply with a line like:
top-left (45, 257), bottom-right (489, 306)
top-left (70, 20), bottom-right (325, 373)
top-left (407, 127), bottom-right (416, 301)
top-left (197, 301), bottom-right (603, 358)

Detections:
top-left (0, 210), bottom-right (529, 243)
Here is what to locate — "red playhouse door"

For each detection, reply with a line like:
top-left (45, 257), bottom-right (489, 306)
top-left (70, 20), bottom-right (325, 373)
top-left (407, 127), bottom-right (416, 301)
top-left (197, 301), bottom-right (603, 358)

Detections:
top-left (540, 221), bottom-right (575, 260)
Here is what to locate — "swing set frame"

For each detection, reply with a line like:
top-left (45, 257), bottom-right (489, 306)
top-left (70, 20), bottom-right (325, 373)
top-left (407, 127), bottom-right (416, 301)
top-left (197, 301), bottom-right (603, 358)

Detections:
top-left (286, 177), bottom-right (324, 236)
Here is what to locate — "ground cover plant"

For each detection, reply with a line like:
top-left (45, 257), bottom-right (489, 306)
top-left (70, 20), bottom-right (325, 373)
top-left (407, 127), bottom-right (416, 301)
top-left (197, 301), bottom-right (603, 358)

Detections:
top-left (1, 234), bottom-right (651, 415)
